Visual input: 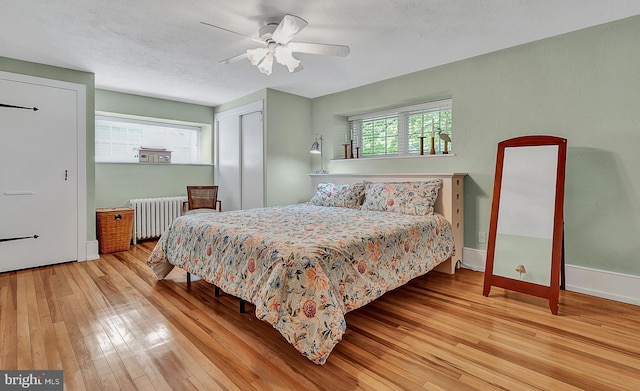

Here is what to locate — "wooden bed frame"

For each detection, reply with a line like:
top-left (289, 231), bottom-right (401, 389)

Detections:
top-left (309, 173), bottom-right (466, 274)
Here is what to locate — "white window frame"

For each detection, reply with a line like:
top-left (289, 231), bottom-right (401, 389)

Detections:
top-left (95, 114), bottom-right (207, 164)
top-left (348, 98), bottom-right (453, 157)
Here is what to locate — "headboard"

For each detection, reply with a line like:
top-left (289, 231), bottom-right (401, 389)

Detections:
top-left (309, 173), bottom-right (466, 274)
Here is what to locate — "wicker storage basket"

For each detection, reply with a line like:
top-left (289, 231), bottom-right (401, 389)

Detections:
top-left (96, 207), bottom-right (134, 253)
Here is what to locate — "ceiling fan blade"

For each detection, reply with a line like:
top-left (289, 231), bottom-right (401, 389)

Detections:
top-left (200, 21), bottom-right (264, 44)
top-left (272, 15), bottom-right (308, 44)
top-left (219, 52), bottom-right (248, 64)
top-left (287, 42), bottom-right (350, 57)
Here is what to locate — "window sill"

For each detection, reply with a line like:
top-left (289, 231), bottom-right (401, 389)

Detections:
top-left (330, 153), bottom-right (456, 162)
top-left (96, 162), bottom-right (213, 166)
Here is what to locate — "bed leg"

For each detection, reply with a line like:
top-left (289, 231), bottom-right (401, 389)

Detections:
top-left (240, 299), bottom-right (246, 313)
top-left (215, 286), bottom-right (220, 297)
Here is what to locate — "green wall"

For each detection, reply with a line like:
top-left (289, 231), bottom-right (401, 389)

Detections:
top-left (95, 163), bottom-right (214, 207)
top-left (311, 16), bottom-right (640, 276)
top-left (95, 90), bottom-right (216, 207)
top-left (264, 89), bottom-right (312, 206)
top-left (97, 89), bottom-right (214, 123)
top-left (0, 56), bottom-right (97, 241)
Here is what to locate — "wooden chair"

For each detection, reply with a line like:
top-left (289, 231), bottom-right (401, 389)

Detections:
top-left (183, 186), bottom-right (222, 214)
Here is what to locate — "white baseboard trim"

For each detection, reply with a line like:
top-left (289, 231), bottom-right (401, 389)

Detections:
top-left (461, 247), bottom-right (486, 272)
top-left (85, 240), bottom-right (99, 261)
top-left (460, 247), bottom-right (640, 306)
top-left (565, 265), bottom-right (640, 306)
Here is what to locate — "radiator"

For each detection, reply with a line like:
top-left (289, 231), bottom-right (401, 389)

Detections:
top-left (129, 196), bottom-right (187, 243)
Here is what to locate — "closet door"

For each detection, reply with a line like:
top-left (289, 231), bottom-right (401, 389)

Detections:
top-left (214, 101), bottom-right (263, 211)
top-left (240, 111), bottom-right (264, 210)
top-left (0, 76), bottom-right (79, 272)
top-left (216, 114), bottom-right (242, 211)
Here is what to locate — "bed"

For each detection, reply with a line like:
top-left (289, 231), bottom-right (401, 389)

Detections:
top-left (147, 173), bottom-right (466, 364)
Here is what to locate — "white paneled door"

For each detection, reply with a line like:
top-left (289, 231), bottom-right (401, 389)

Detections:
top-left (0, 76), bottom-right (79, 272)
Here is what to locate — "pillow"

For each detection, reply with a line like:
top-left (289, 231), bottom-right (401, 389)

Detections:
top-left (309, 182), bottom-right (365, 208)
top-left (360, 179), bottom-right (442, 215)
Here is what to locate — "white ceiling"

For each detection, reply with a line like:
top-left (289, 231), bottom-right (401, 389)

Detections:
top-left (2, 1), bottom-right (639, 107)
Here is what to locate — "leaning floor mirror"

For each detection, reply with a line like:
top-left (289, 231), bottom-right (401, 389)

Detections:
top-left (483, 135), bottom-right (567, 315)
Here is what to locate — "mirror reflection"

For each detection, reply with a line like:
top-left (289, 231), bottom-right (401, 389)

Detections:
top-left (493, 145), bottom-right (559, 286)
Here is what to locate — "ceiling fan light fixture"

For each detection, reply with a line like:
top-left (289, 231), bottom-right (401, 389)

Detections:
top-left (257, 52), bottom-right (274, 75)
top-left (275, 46), bottom-right (301, 72)
top-left (246, 47), bottom-right (268, 66)
top-left (208, 13), bottom-right (349, 75)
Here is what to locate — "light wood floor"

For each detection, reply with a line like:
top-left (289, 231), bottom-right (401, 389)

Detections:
top-left (1, 241), bottom-right (640, 390)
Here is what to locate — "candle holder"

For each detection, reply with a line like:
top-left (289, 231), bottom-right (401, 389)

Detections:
top-left (355, 146), bottom-right (360, 158)
top-left (350, 139), bottom-right (354, 159)
top-left (418, 136), bottom-right (426, 155)
top-left (430, 136), bottom-right (436, 155)
top-left (342, 144), bottom-right (349, 159)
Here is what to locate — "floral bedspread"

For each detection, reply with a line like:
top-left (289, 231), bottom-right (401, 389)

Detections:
top-left (147, 204), bottom-right (454, 364)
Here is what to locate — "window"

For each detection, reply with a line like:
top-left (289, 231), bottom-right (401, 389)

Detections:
top-left (349, 99), bottom-right (452, 157)
top-left (95, 115), bottom-right (205, 164)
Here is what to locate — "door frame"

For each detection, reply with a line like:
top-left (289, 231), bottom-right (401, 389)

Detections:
top-left (0, 71), bottom-right (87, 262)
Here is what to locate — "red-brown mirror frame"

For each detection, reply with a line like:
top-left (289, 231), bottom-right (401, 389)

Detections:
top-left (482, 135), bottom-right (567, 315)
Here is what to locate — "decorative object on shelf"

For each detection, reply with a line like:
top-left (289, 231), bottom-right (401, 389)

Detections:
top-left (438, 129), bottom-right (451, 154)
top-left (355, 146), bottom-right (360, 158)
top-left (138, 147), bottom-right (172, 163)
top-left (350, 139), bottom-right (354, 159)
top-left (418, 136), bottom-right (426, 155)
top-left (1, 103), bottom-right (38, 111)
top-left (310, 134), bottom-right (327, 174)
top-left (429, 119), bottom-right (436, 155)
top-left (342, 144), bottom-right (349, 159)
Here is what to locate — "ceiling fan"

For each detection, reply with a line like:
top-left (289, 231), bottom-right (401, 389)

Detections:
top-left (201, 14), bottom-right (350, 75)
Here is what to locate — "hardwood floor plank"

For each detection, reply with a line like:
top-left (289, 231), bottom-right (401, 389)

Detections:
top-left (344, 317), bottom-right (474, 390)
top-left (99, 261), bottom-right (251, 389)
top-left (16, 271), bottom-right (32, 369)
top-left (0, 278), bottom-right (18, 370)
top-left (53, 321), bottom-right (86, 391)
top-left (67, 261), bottom-right (169, 390)
top-left (2, 240), bottom-right (639, 391)
top-left (25, 269), bottom-right (47, 369)
top-left (488, 330), bottom-right (640, 389)
top-left (132, 375), bottom-right (157, 391)
top-left (40, 266), bottom-right (64, 323)
top-left (91, 355), bottom-right (121, 391)
top-left (57, 288), bottom-right (107, 390)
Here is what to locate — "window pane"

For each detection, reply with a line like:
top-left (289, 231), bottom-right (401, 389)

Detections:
top-left (350, 99), bottom-right (452, 158)
top-left (359, 116), bottom-right (398, 156)
top-left (95, 116), bottom-right (202, 164)
top-left (407, 109), bottom-right (452, 154)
